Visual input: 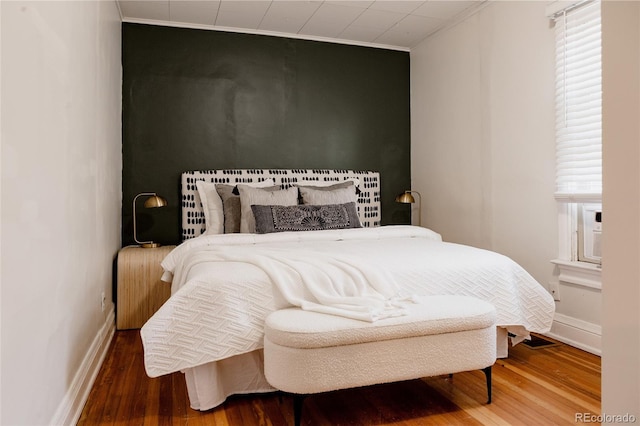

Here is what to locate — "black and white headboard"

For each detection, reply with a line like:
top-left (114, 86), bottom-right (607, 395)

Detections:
top-left (181, 169), bottom-right (381, 240)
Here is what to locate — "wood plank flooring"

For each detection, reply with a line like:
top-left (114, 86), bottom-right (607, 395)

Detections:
top-left (78, 331), bottom-right (600, 425)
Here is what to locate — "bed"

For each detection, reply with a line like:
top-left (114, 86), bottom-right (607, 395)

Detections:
top-left (140, 169), bottom-right (555, 411)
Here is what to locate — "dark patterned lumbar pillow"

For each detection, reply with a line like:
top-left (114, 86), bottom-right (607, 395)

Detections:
top-left (252, 202), bottom-right (362, 234)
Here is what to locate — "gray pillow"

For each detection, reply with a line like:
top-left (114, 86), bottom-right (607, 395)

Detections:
top-left (216, 184), bottom-right (280, 233)
top-left (252, 202), bottom-right (362, 234)
top-left (295, 181), bottom-right (356, 202)
top-left (296, 180), bottom-right (354, 190)
top-left (298, 185), bottom-right (358, 206)
top-left (237, 185), bottom-right (299, 233)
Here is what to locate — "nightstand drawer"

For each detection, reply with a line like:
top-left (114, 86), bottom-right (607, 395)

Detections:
top-left (116, 245), bottom-right (175, 330)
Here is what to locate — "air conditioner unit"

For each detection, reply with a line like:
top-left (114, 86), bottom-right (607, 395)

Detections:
top-left (578, 203), bottom-right (602, 264)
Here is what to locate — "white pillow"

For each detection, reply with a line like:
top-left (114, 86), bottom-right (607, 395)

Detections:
top-left (196, 179), bottom-right (274, 234)
top-left (299, 185), bottom-right (357, 206)
top-left (237, 185), bottom-right (299, 233)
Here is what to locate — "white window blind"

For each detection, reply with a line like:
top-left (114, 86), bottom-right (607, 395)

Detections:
top-left (554, 0), bottom-right (602, 201)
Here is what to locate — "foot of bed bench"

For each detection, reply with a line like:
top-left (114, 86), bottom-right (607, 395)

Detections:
top-left (264, 296), bottom-right (497, 425)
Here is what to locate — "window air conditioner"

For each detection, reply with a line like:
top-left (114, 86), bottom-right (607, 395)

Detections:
top-left (578, 203), bottom-right (602, 264)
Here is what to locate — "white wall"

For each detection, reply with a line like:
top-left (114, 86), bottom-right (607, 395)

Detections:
top-left (601, 0), bottom-right (640, 418)
top-left (411, 2), bottom-right (557, 294)
top-left (410, 1), bottom-right (604, 353)
top-left (0, 1), bottom-right (122, 424)
top-left (412, 0), bottom-right (640, 415)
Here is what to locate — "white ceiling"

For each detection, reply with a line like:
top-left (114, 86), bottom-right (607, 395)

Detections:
top-left (118, 0), bottom-right (487, 50)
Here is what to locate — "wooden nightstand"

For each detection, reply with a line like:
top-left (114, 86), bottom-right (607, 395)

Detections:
top-left (116, 245), bottom-right (176, 330)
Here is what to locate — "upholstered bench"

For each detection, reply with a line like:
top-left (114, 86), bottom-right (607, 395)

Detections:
top-left (263, 295), bottom-right (497, 425)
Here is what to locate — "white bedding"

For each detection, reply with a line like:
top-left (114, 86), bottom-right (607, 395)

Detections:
top-left (141, 225), bottom-right (555, 379)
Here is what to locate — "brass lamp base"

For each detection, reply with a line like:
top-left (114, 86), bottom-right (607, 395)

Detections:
top-left (141, 242), bottom-right (161, 248)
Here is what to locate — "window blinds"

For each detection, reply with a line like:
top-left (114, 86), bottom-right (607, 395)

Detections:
top-left (554, 0), bottom-right (602, 201)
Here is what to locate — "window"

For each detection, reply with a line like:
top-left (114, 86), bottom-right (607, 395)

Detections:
top-left (554, 0), bottom-right (602, 200)
top-left (550, 0), bottom-right (602, 268)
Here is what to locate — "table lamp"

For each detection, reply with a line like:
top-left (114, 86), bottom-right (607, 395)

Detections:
top-left (395, 190), bottom-right (422, 226)
top-left (133, 192), bottom-right (167, 248)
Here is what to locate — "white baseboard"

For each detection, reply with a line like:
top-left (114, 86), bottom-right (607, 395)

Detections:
top-left (50, 307), bottom-right (116, 425)
top-left (545, 312), bottom-right (601, 356)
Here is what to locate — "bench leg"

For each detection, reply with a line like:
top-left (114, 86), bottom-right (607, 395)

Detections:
top-left (450, 369), bottom-right (491, 403)
top-left (482, 366), bottom-right (492, 404)
top-left (293, 394), bottom-right (306, 426)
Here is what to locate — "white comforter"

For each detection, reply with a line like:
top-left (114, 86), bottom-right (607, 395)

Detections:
top-left (141, 226), bottom-right (555, 378)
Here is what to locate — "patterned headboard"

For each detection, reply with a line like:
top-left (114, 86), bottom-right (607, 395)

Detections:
top-left (181, 169), bottom-right (381, 240)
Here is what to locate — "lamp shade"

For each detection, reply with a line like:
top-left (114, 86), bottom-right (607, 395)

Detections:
top-left (133, 192), bottom-right (167, 248)
top-left (395, 192), bottom-right (416, 204)
top-left (143, 195), bottom-right (168, 209)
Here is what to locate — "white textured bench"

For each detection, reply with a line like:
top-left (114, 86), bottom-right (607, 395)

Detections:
top-left (263, 295), bottom-right (497, 425)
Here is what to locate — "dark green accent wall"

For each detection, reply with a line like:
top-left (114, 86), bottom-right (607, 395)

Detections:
top-left (122, 23), bottom-right (411, 246)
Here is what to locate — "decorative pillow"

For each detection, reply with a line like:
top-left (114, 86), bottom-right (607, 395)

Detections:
top-left (294, 181), bottom-right (354, 203)
top-left (195, 181), bottom-right (225, 234)
top-left (295, 177), bottom-right (359, 189)
top-left (196, 179), bottom-right (274, 235)
top-left (237, 185), bottom-right (299, 233)
top-left (216, 184), bottom-right (280, 233)
top-left (252, 203), bottom-right (362, 234)
top-left (298, 185), bottom-right (358, 206)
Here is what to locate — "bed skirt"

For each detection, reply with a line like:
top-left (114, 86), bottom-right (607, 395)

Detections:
top-left (183, 349), bottom-right (276, 410)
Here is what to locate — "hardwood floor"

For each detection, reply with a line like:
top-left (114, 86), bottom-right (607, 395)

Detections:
top-left (78, 331), bottom-right (600, 425)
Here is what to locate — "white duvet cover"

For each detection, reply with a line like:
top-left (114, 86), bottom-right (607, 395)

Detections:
top-left (141, 225), bottom-right (555, 378)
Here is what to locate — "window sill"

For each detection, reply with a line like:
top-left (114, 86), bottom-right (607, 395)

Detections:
top-left (551, 259), bottom-right (602, 290)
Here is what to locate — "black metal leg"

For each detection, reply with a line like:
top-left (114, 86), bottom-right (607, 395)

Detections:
top-left (293, 394), bottom-right (306, 426)
top-left (482, 366), bottom-right (492, 404)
